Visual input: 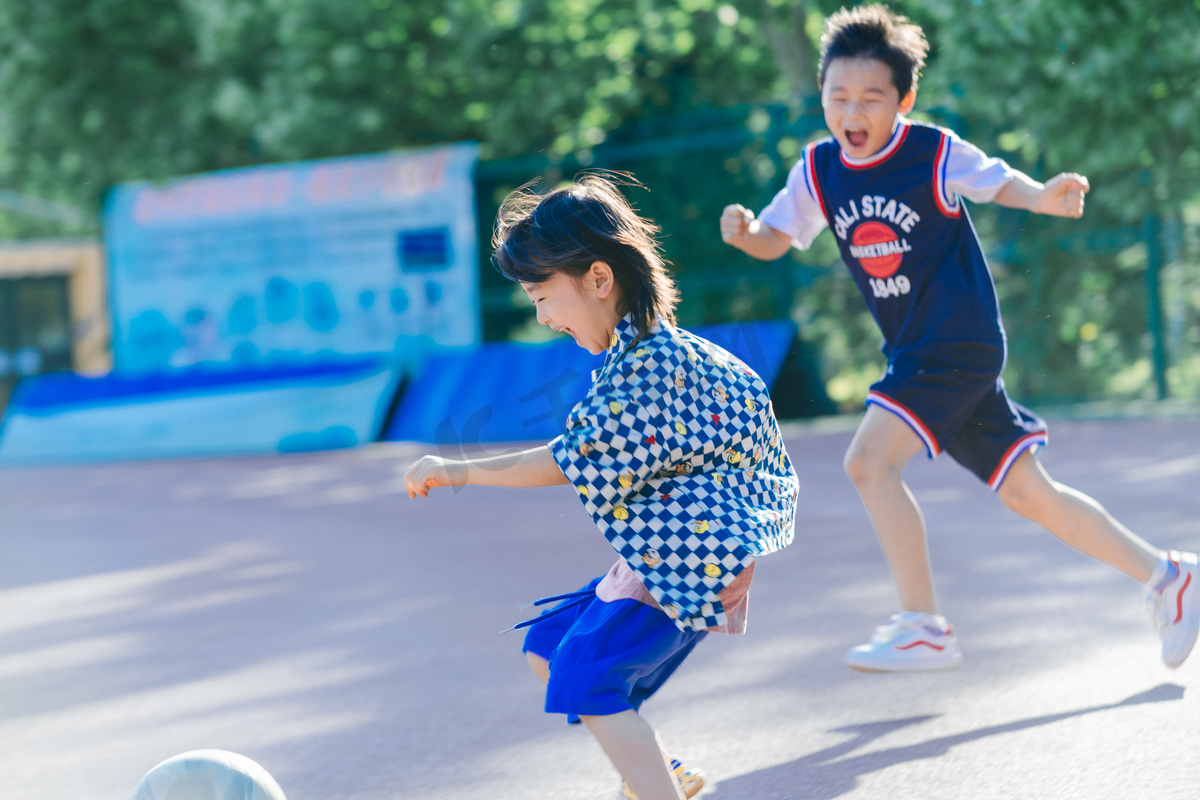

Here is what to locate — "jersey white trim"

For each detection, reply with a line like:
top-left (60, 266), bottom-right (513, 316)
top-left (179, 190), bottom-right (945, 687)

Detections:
top-left (943, 133), bottom-right (1015, 204)
top-left (758, 137), bottom-right (833, 250)
top-left (840, 117), bottom-right (912, 169)
top-left (804, 141), bottom-right (828, 220)
top-left (934, 133), bottom-right (962, 217)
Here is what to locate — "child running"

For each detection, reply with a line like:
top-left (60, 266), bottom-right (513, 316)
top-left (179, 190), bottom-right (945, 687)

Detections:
top-left (720, 4), bottom-right (1198, 673)
top-left (406, 174), bottom-right (798, 800)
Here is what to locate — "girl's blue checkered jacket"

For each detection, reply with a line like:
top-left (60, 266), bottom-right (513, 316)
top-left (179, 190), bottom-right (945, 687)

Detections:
top-left (550, 315), bottom-right (799, 631)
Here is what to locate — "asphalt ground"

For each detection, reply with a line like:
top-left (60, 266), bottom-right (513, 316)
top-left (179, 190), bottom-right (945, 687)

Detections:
top-left (1, 414), bottom-right (1198, 799)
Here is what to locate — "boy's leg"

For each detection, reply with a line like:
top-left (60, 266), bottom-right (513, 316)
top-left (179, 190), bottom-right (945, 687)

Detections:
top-left (996, 451), bottom-right (1160, 581)
top-left (843, 406), bottom-right (963, 671)
top-left (580, 711), bottom-right (685, 800)
top-left (997, 451), bottom-right (1200, 667)
top-left (844, 405), bottom-right (937, 613)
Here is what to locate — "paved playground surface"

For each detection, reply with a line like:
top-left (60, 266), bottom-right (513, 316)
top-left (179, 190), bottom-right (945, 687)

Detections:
top-left (1, 414), bottom-right (1198, 799)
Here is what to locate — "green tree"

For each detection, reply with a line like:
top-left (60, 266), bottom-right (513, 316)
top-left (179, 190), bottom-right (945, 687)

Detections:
top-left (922, 0), bottom-right (1200, 218)
top-left (0, 0), bottom-right (833, 235)
top-left (921, 0), bottom-right (1200, 401)
top-left (0, 0), bottom-right (289, 236)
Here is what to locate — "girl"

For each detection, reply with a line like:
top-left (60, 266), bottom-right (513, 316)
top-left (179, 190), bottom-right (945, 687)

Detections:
top-left (406, 174), bottom-right (799, 800)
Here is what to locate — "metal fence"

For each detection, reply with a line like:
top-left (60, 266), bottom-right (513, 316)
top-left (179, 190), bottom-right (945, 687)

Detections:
top-left (471, 101), bottom-right (1200, 410)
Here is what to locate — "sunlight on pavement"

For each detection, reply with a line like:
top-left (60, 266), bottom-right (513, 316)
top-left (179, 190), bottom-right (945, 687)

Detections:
top-left (0, 542), bottom-right (278, 636)
top-left (0, 634), bottom-right (141, 681)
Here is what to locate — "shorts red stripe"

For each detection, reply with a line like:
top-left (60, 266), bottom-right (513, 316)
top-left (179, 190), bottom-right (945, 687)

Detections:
top-left (866, 390), bottom-right (940, 457)
top-left (987, 431), bottom-right (1048, 491)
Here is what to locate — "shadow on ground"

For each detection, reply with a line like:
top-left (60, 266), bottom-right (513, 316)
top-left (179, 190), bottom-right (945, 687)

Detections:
top-left (709, 684), bottom-right (1185, 799)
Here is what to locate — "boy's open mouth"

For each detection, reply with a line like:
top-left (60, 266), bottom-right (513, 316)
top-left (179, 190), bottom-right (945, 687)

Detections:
top-left (846, 130), bottom-right (868, 148)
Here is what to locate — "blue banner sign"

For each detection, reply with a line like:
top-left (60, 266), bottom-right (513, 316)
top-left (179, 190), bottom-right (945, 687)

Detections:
top-left (104, 143), bottom-right (480, 373)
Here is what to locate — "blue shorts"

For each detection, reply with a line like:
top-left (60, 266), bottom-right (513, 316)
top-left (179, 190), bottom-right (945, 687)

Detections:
top-left (867, 345), bottom-right (1047, 491)
top-left (521, 577), bottom-right (707, 721)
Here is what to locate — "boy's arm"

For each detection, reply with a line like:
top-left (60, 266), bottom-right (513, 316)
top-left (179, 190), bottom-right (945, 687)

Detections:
top-left (405, 446), bottom-right (569, 498)
top-left (720, 204), bottom-right (795, 261)
top-left (993, 171), bottom-right (1090, 218)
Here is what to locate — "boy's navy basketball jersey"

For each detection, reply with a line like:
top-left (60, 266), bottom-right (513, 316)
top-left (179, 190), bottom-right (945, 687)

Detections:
top-left (804, 119), bottom-right (1005, 362)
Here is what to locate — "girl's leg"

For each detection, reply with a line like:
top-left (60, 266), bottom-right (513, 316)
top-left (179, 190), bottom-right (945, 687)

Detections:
top-left (580, 711), bottom-right (685, 800)
top-left (530, 652), bottom-right (705, 797)
top-left (844, 405), bottom-right (936, 613)
top-left (996, 451), bottom-right (1161, 581)
top-left (526, 652), bottom-right (550, 684)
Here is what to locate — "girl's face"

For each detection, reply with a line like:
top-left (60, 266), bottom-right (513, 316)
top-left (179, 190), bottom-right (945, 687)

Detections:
top-left (521, 263), bottom-right (622, 355)
top-left (821, 57), bottom-right (915, 160)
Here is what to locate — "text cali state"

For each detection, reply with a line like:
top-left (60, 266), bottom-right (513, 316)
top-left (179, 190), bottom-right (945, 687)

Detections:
top-left (833, 194), bottom-right (920, 239)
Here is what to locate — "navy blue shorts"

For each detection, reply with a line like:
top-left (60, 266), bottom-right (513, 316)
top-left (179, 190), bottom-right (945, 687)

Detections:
top-left (521, 577), bottom-right (706, 721)
top-left (867, 345), bottom-right (1047, 490)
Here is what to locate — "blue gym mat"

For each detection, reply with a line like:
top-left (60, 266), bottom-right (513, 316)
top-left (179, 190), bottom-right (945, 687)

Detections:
top-left (385, 319), bottom-right (797, 445)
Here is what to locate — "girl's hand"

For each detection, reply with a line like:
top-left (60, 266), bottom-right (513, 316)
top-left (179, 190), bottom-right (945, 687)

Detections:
top-left (405, 455), bottom-right (468, 498)
top-left (1034, 173), bottom-right (1090, 218)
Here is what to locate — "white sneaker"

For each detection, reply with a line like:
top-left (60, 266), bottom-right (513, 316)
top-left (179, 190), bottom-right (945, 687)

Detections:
top-left (845, 611), bottom-right (962, 672)
top-left (1144, 550), bottom-right (1200, 668)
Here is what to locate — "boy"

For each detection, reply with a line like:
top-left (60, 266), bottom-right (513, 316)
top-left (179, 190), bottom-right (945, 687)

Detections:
top-left (720, 4), bottom-right (1198, 672)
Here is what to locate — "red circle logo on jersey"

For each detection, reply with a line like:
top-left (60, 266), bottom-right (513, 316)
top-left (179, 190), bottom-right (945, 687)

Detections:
top-left (852, 221), bottom-right (904, 278)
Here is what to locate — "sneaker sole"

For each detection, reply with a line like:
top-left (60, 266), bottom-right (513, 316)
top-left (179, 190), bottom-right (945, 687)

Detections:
top-left (844, 652), bottom-right (964, 676)
top-left (845, 653), bottom-right (963, 673)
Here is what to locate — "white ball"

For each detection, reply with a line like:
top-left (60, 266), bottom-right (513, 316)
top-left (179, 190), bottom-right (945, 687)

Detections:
top-left (129, 749), bottom-right (287, 800)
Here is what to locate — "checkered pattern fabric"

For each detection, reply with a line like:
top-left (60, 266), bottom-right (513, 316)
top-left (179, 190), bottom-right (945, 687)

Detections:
top-left (550, 316), bottom-right (798, 631)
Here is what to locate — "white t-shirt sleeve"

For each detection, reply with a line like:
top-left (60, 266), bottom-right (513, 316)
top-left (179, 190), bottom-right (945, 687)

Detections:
top-left (944, 134), bottom-right (1014, 204)
top-left (758, 152), bottom-right (829, 250)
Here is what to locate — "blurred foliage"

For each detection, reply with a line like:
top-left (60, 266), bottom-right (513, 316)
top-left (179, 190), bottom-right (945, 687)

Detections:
top-left (917, 0), bottom-right (1200, 403)
top-left (922, 0), bottom-right (1200, 220)
top-left (0, 0), bottom-right (838, 232)
top-left (0, 0), bottom-right (1198, 406)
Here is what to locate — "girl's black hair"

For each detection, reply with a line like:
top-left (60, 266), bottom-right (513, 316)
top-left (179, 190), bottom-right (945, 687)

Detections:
top-left (818, 4), bottom-right (928, 100)
top-left (492, 172), bottom-right (679, 340)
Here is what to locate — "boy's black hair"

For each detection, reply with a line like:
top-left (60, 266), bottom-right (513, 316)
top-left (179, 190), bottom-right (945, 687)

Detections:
top-left (818, 4), bottom-right (928, 99)
top-left (492, 173), bottom-right (679, 340)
